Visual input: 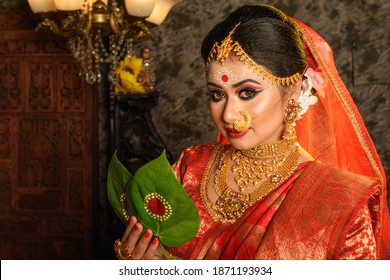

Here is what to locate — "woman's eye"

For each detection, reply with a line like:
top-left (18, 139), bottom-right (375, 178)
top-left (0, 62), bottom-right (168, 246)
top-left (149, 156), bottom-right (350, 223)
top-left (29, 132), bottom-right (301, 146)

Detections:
top-left (238, 88), bottom-right (259, 100)
top-left (208, 90), bottom-right (226, 102)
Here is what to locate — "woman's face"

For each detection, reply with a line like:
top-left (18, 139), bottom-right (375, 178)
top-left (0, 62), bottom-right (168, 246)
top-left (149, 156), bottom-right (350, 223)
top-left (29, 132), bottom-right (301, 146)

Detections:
top-left (207, 55), bottom-right (290, 150)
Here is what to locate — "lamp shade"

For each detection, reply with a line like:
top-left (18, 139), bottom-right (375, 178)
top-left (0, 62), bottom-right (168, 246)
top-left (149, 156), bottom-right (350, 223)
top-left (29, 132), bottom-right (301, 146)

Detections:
top-left (146, 0), bottom-right (181, 25)
top-left (27, 0), bottom-right (57, 13)
top-left (125, 0), bottom-right (156, 17)
top-left (53, 0), bottom-right (84, 11)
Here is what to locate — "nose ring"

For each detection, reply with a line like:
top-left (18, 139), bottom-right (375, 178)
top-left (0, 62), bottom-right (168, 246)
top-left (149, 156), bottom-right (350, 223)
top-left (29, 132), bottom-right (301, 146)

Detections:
top-left (233, 110), bottom-right (251, 132)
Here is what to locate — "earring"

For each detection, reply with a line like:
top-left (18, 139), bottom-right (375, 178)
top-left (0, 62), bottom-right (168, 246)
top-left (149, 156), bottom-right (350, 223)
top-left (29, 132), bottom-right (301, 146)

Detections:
top-left (282, 99), bottom-right (300, 142)
top-left (233, 110), bottom-right (251, 132)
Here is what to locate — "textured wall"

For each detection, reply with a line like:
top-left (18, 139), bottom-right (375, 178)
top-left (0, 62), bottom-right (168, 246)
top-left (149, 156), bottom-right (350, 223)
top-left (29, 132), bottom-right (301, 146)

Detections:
top-left (147, 0), bottom-right (389, 186)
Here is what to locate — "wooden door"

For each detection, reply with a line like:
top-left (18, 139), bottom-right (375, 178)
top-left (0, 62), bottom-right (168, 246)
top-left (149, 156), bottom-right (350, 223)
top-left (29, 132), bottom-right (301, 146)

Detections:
top-left (0, 4), bottom-right (96, 259)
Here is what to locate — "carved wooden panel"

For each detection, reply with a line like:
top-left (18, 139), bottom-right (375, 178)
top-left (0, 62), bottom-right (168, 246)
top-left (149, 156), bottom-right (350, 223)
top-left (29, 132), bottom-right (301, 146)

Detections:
top-left (0, 62), bottom-right (20, 110)
top-left (0, 4), bottom-right (96, 259)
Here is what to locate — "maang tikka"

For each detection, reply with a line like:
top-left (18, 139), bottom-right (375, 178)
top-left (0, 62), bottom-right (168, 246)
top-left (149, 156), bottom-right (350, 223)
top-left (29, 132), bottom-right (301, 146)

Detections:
top-left (282, 99), bottom-right (300, 142)
top-left (206, 22), bottom-right (303, 86)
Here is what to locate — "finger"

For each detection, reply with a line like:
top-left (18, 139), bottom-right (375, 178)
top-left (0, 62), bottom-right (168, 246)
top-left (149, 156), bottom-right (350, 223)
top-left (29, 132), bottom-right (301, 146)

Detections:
top-left (123, 222), bottom-right (143, 255)
top-left (121, 216), bottom-right (137, 243)
top-left (144, 237), bottom-right (161, 260)
top-left (131, 229), bottom-right (154, 259)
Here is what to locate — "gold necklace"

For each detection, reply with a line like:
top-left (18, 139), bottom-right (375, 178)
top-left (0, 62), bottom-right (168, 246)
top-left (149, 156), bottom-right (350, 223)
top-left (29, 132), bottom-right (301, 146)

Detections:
top-left (212, 144), bottom-right (301, 224)
top-left (232, 139), bottom-right (295, 192)
top-left (241, 139), bottom-right (295, 158)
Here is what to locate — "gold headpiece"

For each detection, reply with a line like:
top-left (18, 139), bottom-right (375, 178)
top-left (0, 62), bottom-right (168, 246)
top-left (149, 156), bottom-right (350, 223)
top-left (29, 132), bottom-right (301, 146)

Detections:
top-left (206, 22), bottom-right (302, 86)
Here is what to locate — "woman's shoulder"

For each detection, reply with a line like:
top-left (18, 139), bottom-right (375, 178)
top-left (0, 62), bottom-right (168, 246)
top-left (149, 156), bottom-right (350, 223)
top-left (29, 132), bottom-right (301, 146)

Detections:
top-left (183, 141), bottom-right (223, 155)
top-left (306, 160), bottom-right (380, 188)
top-left (173, 142), bottom-right (223, 164)
top-left (172, 142), bottom-right (224, 179)
top-left (179, 142), bottom-right (224, 164)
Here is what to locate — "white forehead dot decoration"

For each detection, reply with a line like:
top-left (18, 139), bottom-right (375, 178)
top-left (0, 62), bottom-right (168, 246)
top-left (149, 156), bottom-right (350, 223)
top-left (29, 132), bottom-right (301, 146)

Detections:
top-left (214, 67), bottom-right (237, 85)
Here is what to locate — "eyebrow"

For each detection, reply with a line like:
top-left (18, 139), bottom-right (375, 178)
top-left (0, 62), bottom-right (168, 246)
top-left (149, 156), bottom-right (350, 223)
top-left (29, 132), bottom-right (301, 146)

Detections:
top-left (232, 79), bottom-right (261, 88)
top-left (207, 79), bottom-right (261, 89)
top-left (206, 82), bottom-right (223, 88)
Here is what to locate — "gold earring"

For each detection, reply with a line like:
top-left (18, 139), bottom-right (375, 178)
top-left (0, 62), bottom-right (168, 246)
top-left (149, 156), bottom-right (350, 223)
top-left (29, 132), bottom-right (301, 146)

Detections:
top-left (233, 110), bottom-right (251, 132)
top-left (282, 99), bottom-right (300, 141)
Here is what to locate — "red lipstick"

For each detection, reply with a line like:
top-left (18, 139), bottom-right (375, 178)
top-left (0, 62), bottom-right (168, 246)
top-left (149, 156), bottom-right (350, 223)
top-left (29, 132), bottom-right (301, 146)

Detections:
top-left (226, 127), bottom-right (249, 138)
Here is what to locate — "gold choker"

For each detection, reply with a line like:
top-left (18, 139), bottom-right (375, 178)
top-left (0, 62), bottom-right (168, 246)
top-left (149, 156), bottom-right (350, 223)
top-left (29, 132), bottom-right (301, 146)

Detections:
top-left (212, 143), bottom-right (301, 223)
top-left (241, 139), bottom-right (295, 158)
top-left (232, 139), bottom-right (296, 192)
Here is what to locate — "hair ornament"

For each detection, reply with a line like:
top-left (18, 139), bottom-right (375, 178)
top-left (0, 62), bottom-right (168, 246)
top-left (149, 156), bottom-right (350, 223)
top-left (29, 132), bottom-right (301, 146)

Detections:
top-left (296, 71), bottom-right (318, 119)
top-left (208, 23), bottom-right (241, 65)
top-left (206, 22), bottom-right (303, 86)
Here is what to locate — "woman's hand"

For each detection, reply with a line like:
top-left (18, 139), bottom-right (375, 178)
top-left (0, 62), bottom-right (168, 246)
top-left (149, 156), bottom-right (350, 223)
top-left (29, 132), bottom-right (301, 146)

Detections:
top-left (120, 216), bottom-right (162, 260)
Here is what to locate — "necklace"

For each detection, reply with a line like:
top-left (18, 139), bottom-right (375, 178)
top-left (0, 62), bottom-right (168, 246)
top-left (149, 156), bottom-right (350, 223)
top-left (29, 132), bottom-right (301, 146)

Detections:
top-left (232, 139), bottom-right (295, 192)
top-left (241, 139), bottom-right (295, 158)
top-left (212, 143), bottom-right (301, 223)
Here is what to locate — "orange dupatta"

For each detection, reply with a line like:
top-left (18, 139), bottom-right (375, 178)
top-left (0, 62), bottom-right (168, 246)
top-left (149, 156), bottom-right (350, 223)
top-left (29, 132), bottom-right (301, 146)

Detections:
top-left (291, 18), bottom-right (390, 259)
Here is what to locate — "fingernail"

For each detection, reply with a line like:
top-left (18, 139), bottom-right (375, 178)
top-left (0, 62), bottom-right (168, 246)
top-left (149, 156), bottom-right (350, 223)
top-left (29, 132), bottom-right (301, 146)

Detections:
top-left (144, 230), bottom-right (151, 238)
top-left (134, 224), bottom-right (139, 231)
top-left (152, 238), bottom-right (158, 245)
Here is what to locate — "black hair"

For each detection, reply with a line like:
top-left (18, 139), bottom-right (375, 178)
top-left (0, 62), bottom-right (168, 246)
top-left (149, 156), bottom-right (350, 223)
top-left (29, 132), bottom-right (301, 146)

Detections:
top-left (201, 5), bottom-right (307, 78)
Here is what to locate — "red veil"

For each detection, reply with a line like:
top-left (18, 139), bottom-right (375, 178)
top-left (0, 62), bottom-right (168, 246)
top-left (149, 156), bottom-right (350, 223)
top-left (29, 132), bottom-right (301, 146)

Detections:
top-left (291, 19), bottom-right (390, 258)
top-left (217, 18), bottom-right (390, 259)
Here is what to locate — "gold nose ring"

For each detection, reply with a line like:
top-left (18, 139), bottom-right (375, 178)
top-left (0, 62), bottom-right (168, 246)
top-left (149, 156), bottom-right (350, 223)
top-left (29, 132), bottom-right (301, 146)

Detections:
top-left (233, 110), bottom-right (251, 132)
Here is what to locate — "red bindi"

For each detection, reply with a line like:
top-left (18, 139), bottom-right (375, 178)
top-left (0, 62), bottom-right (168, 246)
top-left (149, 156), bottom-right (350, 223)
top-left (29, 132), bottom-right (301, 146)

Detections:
top-left (221, 74), bottom-right (229, 82)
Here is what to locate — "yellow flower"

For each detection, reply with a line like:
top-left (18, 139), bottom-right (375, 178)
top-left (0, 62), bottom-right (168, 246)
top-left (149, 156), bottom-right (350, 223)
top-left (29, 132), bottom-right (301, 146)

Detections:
top-left (115, 55), bottom-right (146, 94)
top-left (118, 71), bottom-right (146, 93)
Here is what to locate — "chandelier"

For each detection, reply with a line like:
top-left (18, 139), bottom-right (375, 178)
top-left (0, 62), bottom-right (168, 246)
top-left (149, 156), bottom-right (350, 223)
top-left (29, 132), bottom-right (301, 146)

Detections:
top-left (27, 0), bottom-right (181, 84)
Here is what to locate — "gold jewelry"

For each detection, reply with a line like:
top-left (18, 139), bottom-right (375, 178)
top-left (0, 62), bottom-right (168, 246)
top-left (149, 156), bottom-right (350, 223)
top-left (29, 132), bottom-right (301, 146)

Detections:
top-left (119, 193), bottom-right (130, 222)
top-left (212, 144), bottom-right (301, 223)
top-left (233, 110), bottom-right (251, 132)
top-left (114, 239), bottom-right (132, 260)
top-left (232, 139), bottom-right (295, 191)
top-left (282, 99), bottom-right (300, 142)
top-left (206, 22), bottom-right (303, 86)
top-left (241, 139), bottom-right (295, 158)
top-left (211, 22), bottom-right (240, 65)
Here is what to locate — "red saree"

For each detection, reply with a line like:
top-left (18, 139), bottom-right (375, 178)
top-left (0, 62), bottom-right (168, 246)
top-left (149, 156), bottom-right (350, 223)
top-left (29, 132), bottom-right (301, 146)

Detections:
top-left (169, 143), bottom-right (384, 259)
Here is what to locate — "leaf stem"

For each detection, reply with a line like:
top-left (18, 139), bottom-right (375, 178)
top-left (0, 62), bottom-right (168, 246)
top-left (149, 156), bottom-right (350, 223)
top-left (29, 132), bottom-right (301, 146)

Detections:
top-left (155, 243), bottom-right (181, 260)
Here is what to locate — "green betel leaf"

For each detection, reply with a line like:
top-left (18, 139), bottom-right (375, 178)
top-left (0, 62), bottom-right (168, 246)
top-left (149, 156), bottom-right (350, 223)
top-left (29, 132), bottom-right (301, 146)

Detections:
top-left (129, 151), bottom-right (200, 247)
top-left (107, 150), bottom-right (200, 248)
top-left (107, 151), bottom-right (135, 223)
